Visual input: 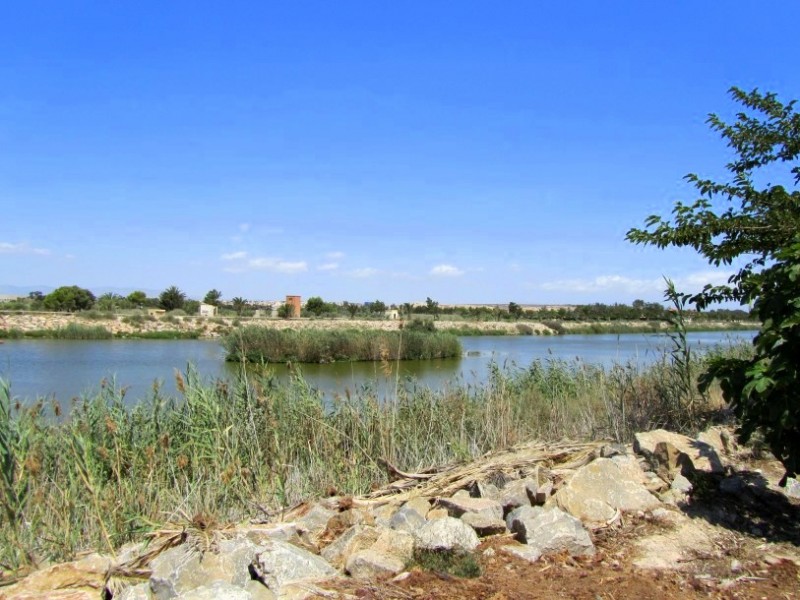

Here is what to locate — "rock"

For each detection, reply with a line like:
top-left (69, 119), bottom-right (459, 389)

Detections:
top-left (404, 496), bottom-right (432, 517)
top-left (372, 528), bottom-right (415, 563)
top-left (389, 505), bottom-right (427, 533)
top-left (500, 544), bottom-right (543, 563)
top-left (495, 479), bottom-right (532, 512)
top-left (174, 581), bottom-right (252, 600)
top-left (671, 473), bottom-right (693, 494)
top-left (634, 430), bottom-right (724, 474)
top-left (116, 583), bottom-right (153, 600)
top-left (242, 524), bottom-right (300, 545)
top-left (472, 481), bottom-right (500, 498)
top-left (551, 458), bottom-right (661, 525)
top-left (296, 504), bottom-right (337, 547)
top-left (452, 489), bottom-right (471, 500)
top-left (345, 550), bottom-right (405, 578)
top-left (529, 480), bottom-right (553, 505)
top-left (509, 507), bottom-right (594, 558)
top-left (600, 443), bottom-right (626, 458)
top-left (653, 441), bottom-right (697, 477)
top-left (784, 477), bottom-right (800, 499)
top-left (634, 514), bottom-right (719, 570)
top-left (149, 539), bottom-right (262, 600)
top-left (413, 517), bottom-right (480, 553)
top-left (438, 496), bottom-right (503, 521)
top-left (320, 525), bottom-right (380, 569)
top-left (719, 475), bottom-right (747, 495)
top-left (251, 540), bottom-right (337, 595)
top-left (697, 426), bottom-right (735, 456)
top-left (0, 553), bottom-right (111, 600)
top-left (460, 512), bottom-right (507, 536)
top-left (426, 508), bottom-right (449, 520)
top-left (505, 505), bottom-right (543, 532)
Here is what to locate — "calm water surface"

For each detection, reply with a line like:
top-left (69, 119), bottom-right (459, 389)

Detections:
top-left (0, 331), bottom-right (755, 404)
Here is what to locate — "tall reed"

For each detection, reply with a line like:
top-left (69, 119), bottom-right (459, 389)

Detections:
top-left (0, 342), bottom-right (748, 570)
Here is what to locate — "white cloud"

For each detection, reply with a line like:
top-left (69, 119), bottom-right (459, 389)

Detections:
top-left (539, 270), bottom-right (736, 296)
top-left (239, 223), bottom-right (251, 233)
top-left (326, 251), bottom-right (345, 260)
top-left (221, 251), bottom-right (248, 261)
top-left (430, 264), bottom-right (464, 277)
top-left (248, 258), bottom-right (308, 273)
top-left (317, 262), bottom-right (339, 271)
top-left (0, 242), bottom-right (51, 256)
top-left (348, 267), bottom-right (379, 278)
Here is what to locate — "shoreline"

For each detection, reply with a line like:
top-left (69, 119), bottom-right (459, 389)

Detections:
top-left (0, 311), bottom-right (758, 340)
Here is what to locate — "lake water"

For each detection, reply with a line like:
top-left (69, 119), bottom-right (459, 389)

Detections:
top-left (0, 331), bottom-right (754, 404)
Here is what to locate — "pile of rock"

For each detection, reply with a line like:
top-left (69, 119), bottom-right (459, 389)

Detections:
top-left (4, 427), bottom-right (798, 600)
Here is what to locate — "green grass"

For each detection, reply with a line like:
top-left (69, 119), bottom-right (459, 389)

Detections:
top-left (412, 549), bottom-right (481, 578)
top-left (441, 325), bottom-right (509, 336)
top-left (0, 341), bottom-right (751, 570)
top-left (224, 327), bottom-right (462, 363)
top-left (115, 330), bottom-right (202, 340)
top-left (0, 328), bottom-right (25, 339)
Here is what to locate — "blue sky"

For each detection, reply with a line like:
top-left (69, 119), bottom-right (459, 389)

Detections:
top-left (1, 2), bottom-right (798, 305)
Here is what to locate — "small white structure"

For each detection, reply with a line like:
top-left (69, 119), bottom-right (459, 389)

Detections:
top-left (199, 303), bottom-right (218, 317)
top-left (385, 309), bottom-right (400, 320)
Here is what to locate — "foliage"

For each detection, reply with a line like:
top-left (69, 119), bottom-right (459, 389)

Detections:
top-left (700, 241), bottom-right (800, 481)
top-left (223, 327), bottom-right (462, 363)
top-left (277, 302), bottom-right (294, 319)
top-left (230, 297), bottom-right (248, 315)
top-left (203, 289), bottom-right (222, 306)
top-left (344, 301), bottom-right (360, 319)
top-left (425, 297), bottom-right (440, 320)
top-left (403, 318), bottom-right (436, 333)
top-left (628, 87), bottom-right (800, 479)
top-left (304, 296), bottom-right (326, 316)
top-left (159, 286), bottom-right (186, 311)
top-left (126, 291), bottom-right (147, 306)
top-left (0, 342), bottom-right (748, 568)
top-left (508, 302), bottom-right (523, 320)
top-left (367, 300), bottom-right (387, 314)
top-left (42, 286), bottom-right (95, 312)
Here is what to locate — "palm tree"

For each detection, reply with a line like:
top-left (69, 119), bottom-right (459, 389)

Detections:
top-left (159, 286), bottom-right (186, 311)
top-left (231, 297), bottom-right (247, 315)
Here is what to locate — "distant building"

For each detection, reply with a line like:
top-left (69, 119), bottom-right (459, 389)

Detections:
top-left (286, 295), bottom-right (302, 318)
top-left (385, 309), bottom-right (400, 320)
top-left (147, 308), bottom-right (166, 316)
top-left (199, 303), bottom-right (218, 317)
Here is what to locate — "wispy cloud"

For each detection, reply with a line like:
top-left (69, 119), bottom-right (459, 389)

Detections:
top-left (0, 242), bottom-right (51, 256)
top-left (317, 262), bottom-right (339, 271)
top-left (539, 270), bottom-right (735, 295)
top-left (348, 267), bottom-right (379, 278)
top-left (221, 251), bottom-right (248, 260)
top-left (248, 258), bottom-right (308, 273)
top-left (430, 264), bottom-right (464, 277)
top-left (238, 223), bottom-right (251, 233)
top-left (326, 251), bottom-right (345, 260)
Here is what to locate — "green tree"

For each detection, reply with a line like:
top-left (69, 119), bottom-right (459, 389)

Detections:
top-left (627, 87), bottom-right (800, 482)
top-left (203, 289), bottom-right (222, 306)
top-left (508, 302), bottom-right (523, 321)
top-left (277, 302), bottom-right (293, 319)
top-left (96, 292), bottom-right (122, 311)
top-left (344, 302), bottom-right (360, 319)
top-left (305, 296), bottom-right (326, 317)
top-left (425, 297), bottom-right (440, 321)
top-left (42, 286), bottom-right (95, 312)
top-left (126, 291), bottom-right (147, 307)
top-left (231, 297), bottom-right (247, 316)
top-left (369, 300), bottom-right (387, 314)
top-left (159, 286), bottom-right (186, 311)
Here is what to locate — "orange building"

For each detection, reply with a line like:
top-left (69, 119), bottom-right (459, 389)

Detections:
top-left (285, 295), bottom-right (302, 318)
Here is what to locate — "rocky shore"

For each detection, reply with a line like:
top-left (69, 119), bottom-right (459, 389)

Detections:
top-left (3, 427), bottom-right (799, 599)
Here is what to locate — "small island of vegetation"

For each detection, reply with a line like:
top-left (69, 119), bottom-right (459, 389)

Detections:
top-left (223, 326), bottom-right (462, 363)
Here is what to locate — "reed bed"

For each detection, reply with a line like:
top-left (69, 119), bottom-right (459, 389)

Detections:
top-left (223, 327), bottom-right (462, 363)
top-left (0, 343), bottom-right (749, 570)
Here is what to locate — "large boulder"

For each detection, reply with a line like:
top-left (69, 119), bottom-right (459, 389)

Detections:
top-left (345, 550), bottom-right (405, 579)
top-left (551, 457), bottom-right (661, 525)
top-left (413, 517), bottom-right (480, 553)
top-left (634, 430), bottom-right (724, 474)
top-left (438, 496), bottom-right (503, 521)
top-left (251, 540), bottom-right (337, 595)
top-left (320, 524), bottom-right (380, 569)
top-left (509, 507), bottom-right (594, 558)
top-left (389, 504), bottom-right (427, 532)
top-left (0, 554), bottom-right (111, 600)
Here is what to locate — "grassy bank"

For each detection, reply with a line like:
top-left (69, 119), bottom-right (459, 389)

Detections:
top-left (223, 327), bottom-right (462, 363)
top-left (0, 323), bottom-right (113, 340)
top-left (0, 341), bottom-right (750, 569)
